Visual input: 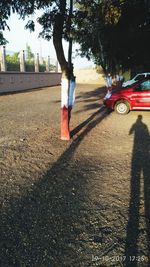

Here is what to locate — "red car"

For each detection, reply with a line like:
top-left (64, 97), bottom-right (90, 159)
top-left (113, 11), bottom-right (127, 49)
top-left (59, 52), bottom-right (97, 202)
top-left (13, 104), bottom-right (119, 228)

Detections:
top-left (104, 78), bottom-right (150, 114)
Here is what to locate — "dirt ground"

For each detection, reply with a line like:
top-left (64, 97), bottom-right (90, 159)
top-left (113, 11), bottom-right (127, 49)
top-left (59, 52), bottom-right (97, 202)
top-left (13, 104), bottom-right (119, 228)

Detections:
top-left (0, 72), bottom-right (150, 267)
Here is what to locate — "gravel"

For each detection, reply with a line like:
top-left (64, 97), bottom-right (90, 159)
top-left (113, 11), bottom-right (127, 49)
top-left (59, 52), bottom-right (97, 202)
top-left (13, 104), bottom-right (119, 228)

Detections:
top-left (0, 80), bottom-right (150, 266)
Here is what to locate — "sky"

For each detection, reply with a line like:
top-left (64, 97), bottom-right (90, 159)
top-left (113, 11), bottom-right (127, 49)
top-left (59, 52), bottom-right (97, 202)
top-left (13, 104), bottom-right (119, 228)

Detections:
top-left (3, 13), bottom-right (94, 69)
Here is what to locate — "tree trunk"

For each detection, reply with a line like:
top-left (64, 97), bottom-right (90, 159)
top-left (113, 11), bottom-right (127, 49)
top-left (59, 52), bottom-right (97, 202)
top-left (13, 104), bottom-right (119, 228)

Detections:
top-left (53, 5), bottom-right (74, 79)
top-left (53, 5), bottom-right (75, 140)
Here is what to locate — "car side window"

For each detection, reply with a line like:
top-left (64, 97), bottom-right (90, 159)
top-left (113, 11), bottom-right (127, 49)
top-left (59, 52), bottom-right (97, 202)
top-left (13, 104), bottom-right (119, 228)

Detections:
top-left (140, 80), bottom-right (150, 90)
top-left (135, 75), bottom-right (144, 81)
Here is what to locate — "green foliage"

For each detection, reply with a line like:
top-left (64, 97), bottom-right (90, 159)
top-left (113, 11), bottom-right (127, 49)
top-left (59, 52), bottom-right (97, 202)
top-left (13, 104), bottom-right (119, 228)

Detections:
top-left (6, 52), bottom-right (20, 71)
top-left (0, 0), bottom-right (74, 76)
top-left (5, 51), bottom-right (56, 72)
top-left (6, 62), bottom-right (20, 71)
top-left (73, 0), bottom-right (150, 73)
top-left (6, 52), bottom-right (19, 63)
top-left (0, 32), bottom-right (8, 45)
top-left (0, 0), bottom-right (150, 74)
top-left (26, 43), bottom-right (34, 62)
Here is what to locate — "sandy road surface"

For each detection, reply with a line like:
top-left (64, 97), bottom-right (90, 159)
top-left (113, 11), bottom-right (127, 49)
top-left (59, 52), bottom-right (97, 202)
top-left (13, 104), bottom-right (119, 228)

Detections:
top-left (0, 75), bottom-right (150, 266)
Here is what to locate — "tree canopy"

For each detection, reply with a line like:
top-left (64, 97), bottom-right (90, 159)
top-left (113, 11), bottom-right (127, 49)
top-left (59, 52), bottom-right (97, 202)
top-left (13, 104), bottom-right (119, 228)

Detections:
top-left (0, 0), bottom-right (150, 75)
top-left (73, 0), bottom-right (150, 74)
top-left (0, 0), bottom-right (73, 78)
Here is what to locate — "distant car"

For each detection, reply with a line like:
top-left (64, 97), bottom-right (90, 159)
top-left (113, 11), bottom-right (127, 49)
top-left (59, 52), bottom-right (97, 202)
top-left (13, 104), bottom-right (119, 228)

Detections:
top-left (104, 78), bottom-right (150, 114)
top-left (122, 73), bottom-right (150, 87)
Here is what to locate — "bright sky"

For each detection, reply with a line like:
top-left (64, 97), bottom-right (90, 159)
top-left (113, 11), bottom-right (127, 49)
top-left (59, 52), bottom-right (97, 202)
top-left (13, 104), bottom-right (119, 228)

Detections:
top-left (3, 13), bottom-right (93, 69)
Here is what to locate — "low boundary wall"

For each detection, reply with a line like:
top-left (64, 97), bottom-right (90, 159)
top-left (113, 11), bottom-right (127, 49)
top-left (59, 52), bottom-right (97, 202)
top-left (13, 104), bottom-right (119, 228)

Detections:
top-left (0, 72), bottom-right (62, 93)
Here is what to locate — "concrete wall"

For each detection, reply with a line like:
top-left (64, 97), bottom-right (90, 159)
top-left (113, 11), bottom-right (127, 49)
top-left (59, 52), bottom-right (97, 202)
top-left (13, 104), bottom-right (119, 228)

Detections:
top-left (0, 72), bottom-right (62, 93)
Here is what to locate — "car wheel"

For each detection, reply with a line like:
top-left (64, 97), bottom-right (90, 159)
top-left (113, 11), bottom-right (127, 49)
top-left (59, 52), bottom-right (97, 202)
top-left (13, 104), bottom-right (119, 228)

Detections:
top-left (115, 100), bottom-right (130, 114)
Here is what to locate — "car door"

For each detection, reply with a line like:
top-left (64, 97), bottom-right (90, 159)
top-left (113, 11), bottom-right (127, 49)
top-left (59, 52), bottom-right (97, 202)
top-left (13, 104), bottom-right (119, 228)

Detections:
top-left (132, 80), bottom-right (150, 109)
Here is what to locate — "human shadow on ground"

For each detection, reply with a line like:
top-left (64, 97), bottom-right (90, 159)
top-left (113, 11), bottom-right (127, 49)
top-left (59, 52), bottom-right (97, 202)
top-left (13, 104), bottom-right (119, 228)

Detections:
top-left (1, 107), bottom-right (110, 266)
top-left (125, 115), bottom-right (150, 267)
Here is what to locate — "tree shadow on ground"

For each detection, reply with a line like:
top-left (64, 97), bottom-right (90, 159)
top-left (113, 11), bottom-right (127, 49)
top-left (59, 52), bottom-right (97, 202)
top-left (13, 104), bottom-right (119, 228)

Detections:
top-left (1, 107), bottom-right (110, 266)
top-left (125, 115), bottom-right (150, 266)
top-left (71, 106), bottom-right (109, 137)
top-left (52, 85), bottom-right (106, 114)
top-left (74, 86), bottom-right (106, 113)
top-left (52, 85), bottom-right (106, 112)
top-left (76, 86), bottom-right (106, 100)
